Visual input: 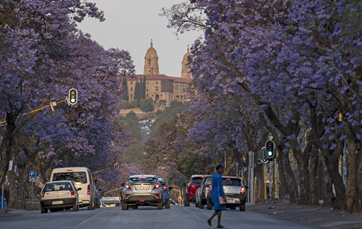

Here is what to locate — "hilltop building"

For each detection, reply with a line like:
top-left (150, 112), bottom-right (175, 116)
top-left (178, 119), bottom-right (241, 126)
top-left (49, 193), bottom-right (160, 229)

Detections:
top-left (126, 41), bottom-right (193, 105)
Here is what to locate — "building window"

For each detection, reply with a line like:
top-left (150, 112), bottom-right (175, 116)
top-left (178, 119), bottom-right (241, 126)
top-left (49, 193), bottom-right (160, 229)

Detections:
top-left (130, 87), bottom-right (133, 92)
top-left (149, 59), bottom-right (151, 65)
top-left (156, 82), bottom-right (158, 84)
top-left (147, 82), bottom-right (149, 85)
top-left (147, 94), bottom-right (148, 98)
top-left (130, 82), bottom-right (133, 85)
top-left (147, 89), bottom-right (149, 92)
top-left (156, 89), bottom-right (158, 92)
top-left (130, 94), bottom-right (133, 99)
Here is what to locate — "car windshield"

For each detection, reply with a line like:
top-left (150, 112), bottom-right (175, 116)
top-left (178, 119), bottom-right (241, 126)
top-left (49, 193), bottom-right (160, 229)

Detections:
top-left (130, 177), bottom-right (158, 183)
top-left (52, 172), bottom-right (87, 184)
top-left (222, 178), bottom-right (242, 186)
top-left (191, 178), bottom-right (203, 184)
top-left (43, 182), bottom-right (73, 192)
top-left (204, 178), bottom-right (212, 185)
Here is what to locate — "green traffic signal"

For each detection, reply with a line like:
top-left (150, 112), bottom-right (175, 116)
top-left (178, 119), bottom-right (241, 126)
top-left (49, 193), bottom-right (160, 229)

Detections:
top-left (265, 140), bottom-right (275, 160)
top-left (268, 151), bottom-right (273, 156)
top-left (68, 88), bottom-right (78, 105)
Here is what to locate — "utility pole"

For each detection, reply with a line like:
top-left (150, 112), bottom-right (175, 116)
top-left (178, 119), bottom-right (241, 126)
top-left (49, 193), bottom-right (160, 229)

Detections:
top-left (1, 182), bottom-right (3, 209)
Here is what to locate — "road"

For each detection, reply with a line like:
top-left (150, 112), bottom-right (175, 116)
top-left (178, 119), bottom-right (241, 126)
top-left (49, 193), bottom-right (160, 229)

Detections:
top-left (1, 205), bottom-right (315, 229)
top-left (140, 121), bottom-right (151, 143)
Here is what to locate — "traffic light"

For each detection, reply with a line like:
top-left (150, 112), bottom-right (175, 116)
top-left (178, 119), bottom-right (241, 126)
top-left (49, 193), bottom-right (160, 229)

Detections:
top-left (265, 140), bottom-right (275, 160)
top-left (68, 88), bottom-right (78, 105)
top-left (258, 147), bottom-right (268, 162)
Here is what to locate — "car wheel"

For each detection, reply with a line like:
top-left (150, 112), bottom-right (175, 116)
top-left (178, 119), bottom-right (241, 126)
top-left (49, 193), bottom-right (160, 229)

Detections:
top-left (122, 203), bottom-right (128, 210)
top-left (96, 203), bottom-right (100, 208)
top-left (195, 200), bottom-right (199, 207)
top-left (50, 209), bottom-right (58, 212)
top-left (240, 204), bottom-right (245, 211)
top-left (184, 197), bottom-right (190, 207)
top-left (41, 207), bottom-right (47, 213)
top-left (199, 203), bottom-right (204, 209)
top-left (132, 205), bottom-right (138, 209)
top-left (230, 206), bottom-right (236, 210)
top-left (207, 201), bottom-right (212, 210)
top-left (157, 201), bottom-right (163, 209)
top-left (165, 201), bottom-right (170, 209)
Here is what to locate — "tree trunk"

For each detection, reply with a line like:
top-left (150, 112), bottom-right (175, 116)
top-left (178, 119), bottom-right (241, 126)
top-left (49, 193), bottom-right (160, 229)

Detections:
top-left (7, 170), bottom-right (18, 208)
top-left (356, 142), bottom-right (362, 212)
top-left (308, 146), bottom-right (319, 205)
top-left (345, 135), bottom-right (358, 213)
top-left (278, 144), bottom-right (299, 203)
top-left (0, 116), bottom-right (16, 184)
top-left (276, 149), bottom-right (288, 198)
top-left (322, 156), bottom-right (333, 207)
top-left (326, 156), bottom-right (345, 209)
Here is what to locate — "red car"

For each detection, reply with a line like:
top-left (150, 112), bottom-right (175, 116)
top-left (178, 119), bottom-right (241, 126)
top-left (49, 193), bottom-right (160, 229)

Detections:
top-left (183, 175), bottom-right (207, 206)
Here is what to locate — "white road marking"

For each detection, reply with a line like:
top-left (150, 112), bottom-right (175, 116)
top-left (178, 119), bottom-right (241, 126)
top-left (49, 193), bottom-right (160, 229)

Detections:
top-left (77, 210), bottom-right (105, 227)
top-left (184, 207), bottom-right (201, 220)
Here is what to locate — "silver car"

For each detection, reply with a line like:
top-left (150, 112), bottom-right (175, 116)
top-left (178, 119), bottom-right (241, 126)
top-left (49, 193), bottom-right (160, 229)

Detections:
top-left (121, 175), bottom-right (163, 210)
top-left (195, 175), bottom-right (212, 209)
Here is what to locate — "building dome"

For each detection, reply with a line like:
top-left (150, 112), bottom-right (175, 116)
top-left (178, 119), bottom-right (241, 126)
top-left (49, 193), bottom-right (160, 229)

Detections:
top-left (146, 41), bottom-right (158, 56)
top-left (183, 47), bottom-right (191, 61)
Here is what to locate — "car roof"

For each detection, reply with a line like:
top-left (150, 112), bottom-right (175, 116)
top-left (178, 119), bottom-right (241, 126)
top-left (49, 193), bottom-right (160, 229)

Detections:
top-left (52, 167), bottom-right (90, 172)
top-left (45, 180), bottom-right (74, 184)
top-left (191, 175), bottom-right (211, 178)
top-left (222, 176), bottom-right (241, 179)
top-left (129, 175), bottom-right (157, 178)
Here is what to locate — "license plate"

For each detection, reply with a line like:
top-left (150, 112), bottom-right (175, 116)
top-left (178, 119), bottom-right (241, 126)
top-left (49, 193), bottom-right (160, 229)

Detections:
top-left (52, 200), bottom-right (63, 205)
top-left (137, 186), bottom-right (148, 190)
top-left (227, 199), bottom-right (235, 204)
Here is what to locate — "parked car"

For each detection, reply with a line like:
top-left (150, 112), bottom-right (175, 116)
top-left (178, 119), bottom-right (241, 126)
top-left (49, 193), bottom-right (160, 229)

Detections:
top-left (94, 185), bottom-right (102, 208)
top-left (158, 178), bottom-right (173, 209)
top-left (121, 175), bottom-right (163, 210)
top-left (50, 167), bottom-right (96, 210)
top-left (40, 180), bottom-right (80, 213)
top-left (206, 176), bottom-right (247, 211)
top-left (183, 175), bottom-right (204, 206)
top-left (195, 175), bottom-right (212, 209)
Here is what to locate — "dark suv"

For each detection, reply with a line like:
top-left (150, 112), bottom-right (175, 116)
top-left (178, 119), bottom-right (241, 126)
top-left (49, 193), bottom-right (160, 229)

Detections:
top-left (121, 175), bottom-right (163, 210)
top-left (183, 175), bottom-right (205, 206)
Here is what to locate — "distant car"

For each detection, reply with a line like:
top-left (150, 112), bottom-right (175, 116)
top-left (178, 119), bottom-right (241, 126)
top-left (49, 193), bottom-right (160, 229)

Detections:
top-left (146, 132), bottom-right (150, 135)
top-left (40, 180), bottom-right (79, 213)
top-left (158, 178), bottom-right (173, 209)
top-left (94, 185), bottom-right (102, 208)
top-left (206, 176), bottom-right (247, 211)
top-left (195, 175), bottom-right (212, 209)
top-left (101, 197), bottom-right (120, 207)
top-left (142, 127), bottom-right (146, 130)
top-left (183, 175), bottom-right (204, 206)
top-left (121, 175), bottom-right (163, 210)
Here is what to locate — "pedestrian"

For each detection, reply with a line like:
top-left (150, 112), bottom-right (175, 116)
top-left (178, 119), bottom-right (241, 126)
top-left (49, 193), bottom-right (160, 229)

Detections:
top-left (207, 164), bottom-right (226, 228)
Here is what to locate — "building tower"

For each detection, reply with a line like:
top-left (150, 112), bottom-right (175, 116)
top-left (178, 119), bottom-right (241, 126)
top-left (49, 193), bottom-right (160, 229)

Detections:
top-left (181, 46), bottom-right (193, 79)
top-left (144, 40), bottom-right (159, 75)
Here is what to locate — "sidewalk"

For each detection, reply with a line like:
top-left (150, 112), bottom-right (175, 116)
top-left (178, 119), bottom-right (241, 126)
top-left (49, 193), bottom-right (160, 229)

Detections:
top-left (0, 208), bottom-right (39, 220)
top-left (247, 199), bottom-right (362, 229)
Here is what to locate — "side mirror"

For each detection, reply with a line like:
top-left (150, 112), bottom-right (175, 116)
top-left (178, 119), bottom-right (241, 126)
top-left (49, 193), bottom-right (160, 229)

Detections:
top-left (169, 187), bottom-right (173, 191)
top-left (98, 188), bottom-right (102, 192)
top-left (245, 186), bottom-right (249, 189)
top-left (121, 183), bottom-right (125, 187)
top-left (95, 179), bottom-right (98, 184)
top-left (77, 188), bottom-right (82, 191)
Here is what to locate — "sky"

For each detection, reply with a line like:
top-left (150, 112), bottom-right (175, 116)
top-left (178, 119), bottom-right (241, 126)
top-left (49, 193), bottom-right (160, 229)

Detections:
top-left (78, 0), bottom-right (202, 77)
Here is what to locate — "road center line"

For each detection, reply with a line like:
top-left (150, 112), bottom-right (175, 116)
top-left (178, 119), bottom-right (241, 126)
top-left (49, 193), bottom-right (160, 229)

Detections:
top-left (77, 210), bottom-right (105, 227)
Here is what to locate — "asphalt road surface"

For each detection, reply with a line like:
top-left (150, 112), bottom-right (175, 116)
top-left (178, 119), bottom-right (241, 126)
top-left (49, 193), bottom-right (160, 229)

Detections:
top-left (140, 122), bottom-right (151, 143)
top-left (1, 205), bottom-right (316, 229)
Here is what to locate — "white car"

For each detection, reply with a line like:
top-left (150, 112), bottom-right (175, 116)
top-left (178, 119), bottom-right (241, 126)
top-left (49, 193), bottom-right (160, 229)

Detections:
top-left (50, 167), bottom-right (96, 210)
top-left (40, 180), bottom-right (79, 213)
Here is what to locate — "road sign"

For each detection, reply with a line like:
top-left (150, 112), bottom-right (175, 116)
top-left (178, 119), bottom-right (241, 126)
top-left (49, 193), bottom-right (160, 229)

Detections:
top-left (235, 162), bottom-right (239, 166)
top-left (8, 160), bottom-right (13, 171)
top-left (29, 171), bottom-right (36, 182)
top-left (242, 167), bottom-right (248, 174)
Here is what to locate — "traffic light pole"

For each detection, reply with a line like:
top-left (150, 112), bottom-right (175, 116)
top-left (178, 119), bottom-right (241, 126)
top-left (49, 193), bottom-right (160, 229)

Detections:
top-left (248, 151), bottom-right (254, 203)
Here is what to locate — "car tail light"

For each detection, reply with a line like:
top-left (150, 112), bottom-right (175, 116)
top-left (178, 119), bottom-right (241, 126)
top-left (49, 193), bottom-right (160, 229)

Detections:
top-left (87, 184), bottom-right (90, 195)
top-left (70, 189), bottom-right (75, 196)
top-left (163, 199), bottom-right (167, 201)
top-left (241, 187), bottom-right (245, 195)
top-left (157, 194), bottom-right (160, 198)
top-left (189, 197), bottom-right (192, 199)
top-left (162, 186), bottom-right (167, 191)
top-left (125, 184), bottom-right (131, 189)
top-left (124, 194), bottom-right (127, 199)
top-left (153, 184), bottom-right (160, 189)
top-left (210, 186), bottom-right (213, 191)
top-left (140, 200), bottom-right (144, 202)
top-left (42, 190), bottom-right (45, 198)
